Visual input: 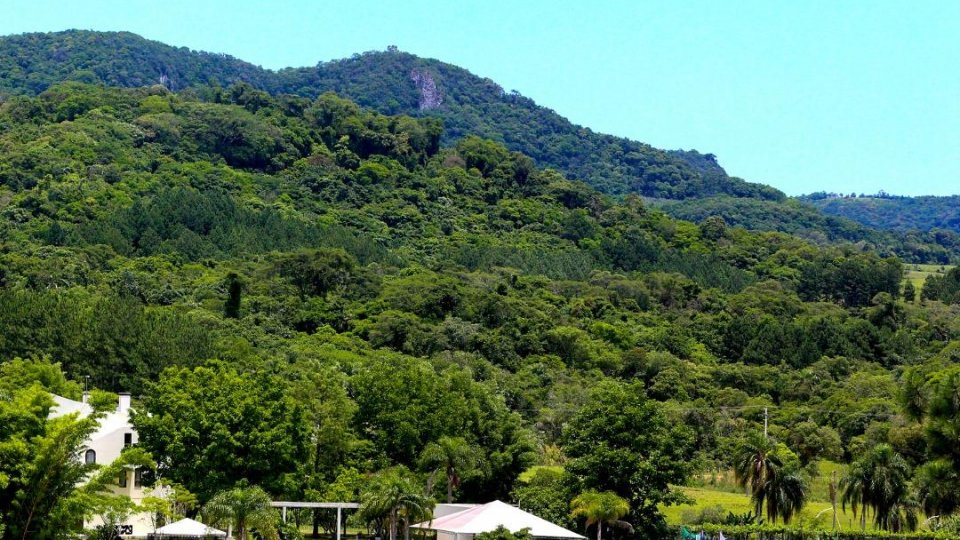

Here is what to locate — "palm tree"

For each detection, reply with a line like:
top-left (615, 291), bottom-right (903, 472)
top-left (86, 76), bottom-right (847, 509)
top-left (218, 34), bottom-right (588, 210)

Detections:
top-left (916, 459), bottom-right (960, 517)
top-left (733, 433), bottom-right (782, 524)
top-left (763, 467), bottom-right (806, 524)
top-left (203, 485), bottom-right (278, 540)
top-left (840, 459), bottom-right (869, 530)
top-left (885, 494), bottom-right (920, 533)
top-left (419, 436), bottom-right (483, 503)
top-left (733, 433), bottom-right (807, 524)
top-left (841, 444), bottom-right (915, 531)
top-left (360, 467), bottom-right (435, 540)
top-left (569, 490), bottom-right (631, 540)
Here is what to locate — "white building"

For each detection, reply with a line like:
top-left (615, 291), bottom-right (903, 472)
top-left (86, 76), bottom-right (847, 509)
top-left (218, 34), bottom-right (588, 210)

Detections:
top-left (50, 392), bottom-right (154, 537)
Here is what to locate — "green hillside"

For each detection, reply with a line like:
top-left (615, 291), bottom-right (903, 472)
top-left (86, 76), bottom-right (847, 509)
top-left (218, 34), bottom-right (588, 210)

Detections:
top-left (0, 30), bottom-right (781, 201)
top-left (804, 194), bottom-right (960, 234)
top-left (657, 196), bottom-right (960, 264)
top-left (6, 30), bottom-right (960, 268)
top-left (3, 81), bottom-right (960, 538)
top-left (3, 32), bottom-right (960, 539)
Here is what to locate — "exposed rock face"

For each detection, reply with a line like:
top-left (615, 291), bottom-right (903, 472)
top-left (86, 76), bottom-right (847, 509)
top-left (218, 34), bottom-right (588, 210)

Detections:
top-left (410, 69), bottom-right (443, 111)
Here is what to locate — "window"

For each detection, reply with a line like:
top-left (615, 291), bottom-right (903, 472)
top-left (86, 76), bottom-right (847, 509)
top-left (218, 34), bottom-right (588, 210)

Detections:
top-left (84, 449), bottom-right (96, 465)
top-left (134, 467), bottom-right (143, 488)
top-left (118, 470), bottom-right (127, 488)
top-left (124, 433), bottom-right (132, 447)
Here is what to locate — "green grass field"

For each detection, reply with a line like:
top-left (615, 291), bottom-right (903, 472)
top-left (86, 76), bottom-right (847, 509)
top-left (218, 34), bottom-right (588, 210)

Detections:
top-left (662, 486), bottom-right (872, 531)
top-left (904, 263), bottom-right (954, 299)
top-left (662, 462), bottom-right (928, 532)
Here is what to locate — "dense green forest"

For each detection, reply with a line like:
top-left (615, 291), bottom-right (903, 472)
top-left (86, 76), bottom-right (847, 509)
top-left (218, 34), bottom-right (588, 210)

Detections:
top-left (3, 80), bottom-right (960, 539)
top-left (4, 30), bottom-right (957, 269)
top-left (0, 30), bottom-right (784, 201)
top-left (802, 194), bottom-right (960, 235)
top-left (657, 196), bottom-right (960, 264)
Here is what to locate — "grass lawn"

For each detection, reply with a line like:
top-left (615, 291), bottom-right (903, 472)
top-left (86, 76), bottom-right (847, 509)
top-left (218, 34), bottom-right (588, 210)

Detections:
top-left (662, 462), bottom-right (927, 532)
top-left (904, 263), bottom-right (954, 299)
top-left (662, 486), bottom-right (873, 532)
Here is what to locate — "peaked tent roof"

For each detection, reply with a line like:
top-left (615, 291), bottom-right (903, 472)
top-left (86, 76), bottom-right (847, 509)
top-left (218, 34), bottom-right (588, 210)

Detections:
top-left (412, 500), bottom-right (584, 539)
top-left (154, 518), bottom-right (226, 537)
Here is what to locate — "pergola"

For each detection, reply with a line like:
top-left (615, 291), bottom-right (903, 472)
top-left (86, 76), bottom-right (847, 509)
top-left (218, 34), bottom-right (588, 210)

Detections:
top-left (270, 501), bottom-right (360, 540)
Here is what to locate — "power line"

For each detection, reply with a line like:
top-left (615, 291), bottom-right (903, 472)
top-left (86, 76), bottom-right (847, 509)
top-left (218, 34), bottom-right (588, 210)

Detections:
top-left (507, 401), bottom-right (902, 421)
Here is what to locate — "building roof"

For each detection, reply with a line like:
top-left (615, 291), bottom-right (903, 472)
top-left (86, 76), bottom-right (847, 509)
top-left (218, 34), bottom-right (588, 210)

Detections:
top-left (50, 394), bottom-right (93, 418)
top-left (154, 518), bottom-right (226, 537)
top-left (412, 500), bottom-right (585, 539)
top-left (49, 394), bottom-right (133, 443)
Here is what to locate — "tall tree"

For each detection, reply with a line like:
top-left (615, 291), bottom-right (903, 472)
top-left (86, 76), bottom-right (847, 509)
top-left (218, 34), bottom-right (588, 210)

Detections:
top-left (841, 444), bottom-right (915, 531)
top-left (358, 467), bottom-right (434, 540)
top-left (733, 433), bottom-right (807, 525)
top-left (563, 380), bottom-right (693, 539)
top-left (131, 362), bottom-right (310, 501)
top-left (0, 379), bottom-right (153, 540)
top-left (418, 436), bottom-right (483, 503)
top-left (733, 433), bottom-right (781, 523)
top-left (0, 385), bottom-right (101, 540)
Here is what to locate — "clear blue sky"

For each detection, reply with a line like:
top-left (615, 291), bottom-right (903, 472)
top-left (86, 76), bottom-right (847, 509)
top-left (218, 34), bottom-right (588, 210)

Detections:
top-left (3, 0), bottom-right (958, 196)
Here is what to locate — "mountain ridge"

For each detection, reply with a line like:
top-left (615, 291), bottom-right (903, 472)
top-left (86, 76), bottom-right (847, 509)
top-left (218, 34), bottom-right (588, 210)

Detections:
top-left (801, 193), bottom-right (960, 234)
top-left (0, 29), bottom-right (782, 201)
top-left (2, 30), bottom-right (957, 263)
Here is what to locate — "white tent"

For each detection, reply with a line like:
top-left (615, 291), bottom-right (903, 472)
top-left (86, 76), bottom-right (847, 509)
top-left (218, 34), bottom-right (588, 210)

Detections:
top-left (152, 518), bottom-right (226, 537)
top-left (412, 500), bottom-right (584, 540)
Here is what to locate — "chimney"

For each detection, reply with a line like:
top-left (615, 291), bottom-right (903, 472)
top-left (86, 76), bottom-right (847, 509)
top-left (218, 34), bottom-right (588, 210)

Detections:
top-left (118, 392), bottom-right (131, 413)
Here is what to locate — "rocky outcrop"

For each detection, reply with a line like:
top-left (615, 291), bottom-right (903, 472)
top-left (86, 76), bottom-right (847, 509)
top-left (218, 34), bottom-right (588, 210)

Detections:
top-left (410, 69), bottom-right (443, 110)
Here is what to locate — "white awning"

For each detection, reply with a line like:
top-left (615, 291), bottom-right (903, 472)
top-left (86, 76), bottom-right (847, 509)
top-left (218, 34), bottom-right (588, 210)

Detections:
top-left (412, 500), bottom-right (584, 539)
top-left (154, 518), bottom-right (227, 537)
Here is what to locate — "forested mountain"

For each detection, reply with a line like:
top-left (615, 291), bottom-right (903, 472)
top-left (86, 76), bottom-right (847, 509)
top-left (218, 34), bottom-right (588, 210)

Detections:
top-left (7, 30), bottom-right (958, 268)
top-left (3, 81), bottom-right (960, 538)
top-left (658, 196), bottom-right (960, 264)
top-left (0, 30), bottom-right (783, 200)
top-left (3, 29), bottom-right (960, 539)
top-left (802, 193), bottom-right (960, 234)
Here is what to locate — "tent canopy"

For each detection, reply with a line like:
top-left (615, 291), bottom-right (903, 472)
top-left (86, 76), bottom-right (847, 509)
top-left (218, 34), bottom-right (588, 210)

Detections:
top-left (412, 500), bottom-right (584, 539)
top-left (154, 518), bottom-right (226, 537)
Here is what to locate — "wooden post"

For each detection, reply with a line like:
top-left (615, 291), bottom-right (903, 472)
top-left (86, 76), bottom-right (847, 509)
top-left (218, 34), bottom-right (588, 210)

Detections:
top-left (337, 506), bottom-right (343, 540)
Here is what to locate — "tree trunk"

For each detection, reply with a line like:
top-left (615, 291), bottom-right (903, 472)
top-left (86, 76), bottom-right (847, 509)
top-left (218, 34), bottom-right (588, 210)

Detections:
top-left (313, 509), bottom-right (321, 538)
top-left (596, 522), bottom-right (602, 540)
top-left (426, 470), bottom-right (437, 495)
top-left (446, 465), bottom-right (456, 503)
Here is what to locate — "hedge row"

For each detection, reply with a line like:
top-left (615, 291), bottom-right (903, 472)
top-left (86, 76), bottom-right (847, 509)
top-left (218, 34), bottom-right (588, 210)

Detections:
top-left (669, 524), bottom-right (952, 540)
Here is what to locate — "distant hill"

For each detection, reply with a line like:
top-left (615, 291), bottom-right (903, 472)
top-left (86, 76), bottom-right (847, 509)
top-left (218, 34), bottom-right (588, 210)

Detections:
top-left (0, 30), bottom-right (783, 201)
top-left (801, 193), bottom-right (960, 234)
top-left (657, 195), bottom-right (960, 264)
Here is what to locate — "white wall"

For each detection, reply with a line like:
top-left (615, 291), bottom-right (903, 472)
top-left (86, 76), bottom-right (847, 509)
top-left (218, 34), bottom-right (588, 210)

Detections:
top-left (58, 394), bottom-right (152, 537)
